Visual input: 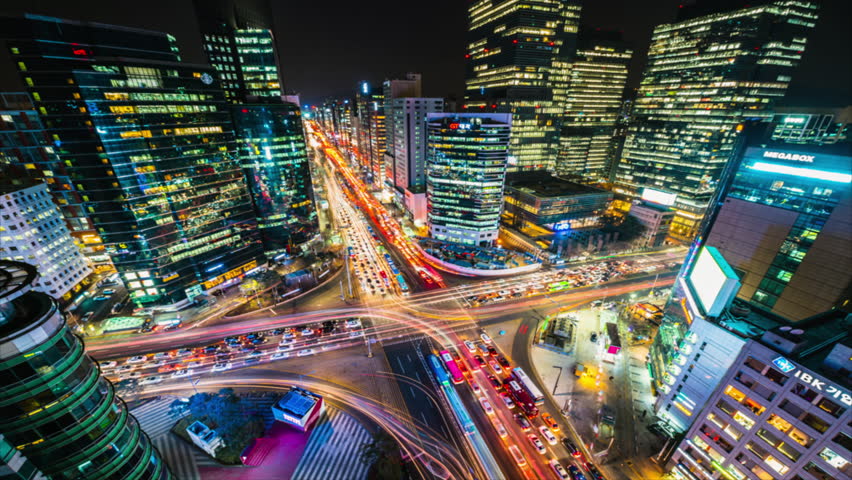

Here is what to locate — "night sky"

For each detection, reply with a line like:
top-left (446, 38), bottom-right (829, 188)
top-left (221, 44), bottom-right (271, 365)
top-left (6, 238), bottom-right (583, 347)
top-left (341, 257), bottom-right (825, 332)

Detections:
top-left (1, 0), bottom-right (850, 107)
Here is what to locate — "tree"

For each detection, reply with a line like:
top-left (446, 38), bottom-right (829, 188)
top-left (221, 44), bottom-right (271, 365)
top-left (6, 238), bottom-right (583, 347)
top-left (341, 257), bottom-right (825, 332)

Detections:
top-left (360, 431), bottom-right (407, 480)
top-left (599, 214), bottom-right (646, 243)
top-left (239, 279), bottom-right (261, 297)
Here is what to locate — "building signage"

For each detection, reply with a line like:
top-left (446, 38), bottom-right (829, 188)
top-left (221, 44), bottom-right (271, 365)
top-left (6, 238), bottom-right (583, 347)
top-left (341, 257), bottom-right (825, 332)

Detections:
top-left (774, 356), bottom-right (852, 406)
top-left (641, 188), bottom-right (678, 207)
top-left (762, 151), bottom-right (815, 163)
top-left (202, 260), bottom-right (258, 290)
top-left (449, 123), bottom-right (472, 130)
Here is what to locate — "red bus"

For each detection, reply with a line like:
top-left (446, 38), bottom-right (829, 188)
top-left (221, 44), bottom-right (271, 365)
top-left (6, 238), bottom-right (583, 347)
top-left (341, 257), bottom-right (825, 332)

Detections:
top-left (439, 350), bottom-right (465, 384)
top-left (504, 379), bottom-right (539, 419)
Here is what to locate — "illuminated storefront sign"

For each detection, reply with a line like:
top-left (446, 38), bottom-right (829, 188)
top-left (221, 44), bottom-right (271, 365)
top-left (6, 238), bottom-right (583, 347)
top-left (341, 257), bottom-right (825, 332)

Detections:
top-left (202, 260), bottom-right (258, 290)
top-left (762, 151), bottom-right (815, 163)
top-left (773, 356), bottom-right (852, 406)
top-left (750, 162), bottom-right (851, 183)
top-left (641, 187), bottom-right (677, 207)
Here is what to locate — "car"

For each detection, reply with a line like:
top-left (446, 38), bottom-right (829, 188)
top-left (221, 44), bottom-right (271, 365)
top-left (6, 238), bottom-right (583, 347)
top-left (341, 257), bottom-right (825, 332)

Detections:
top-left (550, 459), bottom-right (570, 479)
top-left (349, 330), bottom-right (365, 338)
top-left (488, 360), bottom-right (503, 375)
top-left (117, 364), bottom-right (135, 373)
top-left (270, 328), bottom-right (285, 335)
top-left (157, 364), bottom-right (177, 373)
top-left (477, 344), bottom-right (490, 355)
top-left (248, 349), bottom-right (263, 357)
top-left (211, 362), bottom-right (232, 372)
top-left (277, 343), bottom-right (294, 352)
top-left (152, 359), bottom-right (168, 367)
top-left (479, 397), bottom-right (494, 415)
top-left (470, 382), bottom-right (483, 396)
top-left (562, 438), bottom-right (582, 458)
top-left (497, 355), bottom-right (511, 369)
top-left (297, 349), bottom-right (315, 357)
top-left (527, 434), bottom-right (546, 455)
top-left (508, 445), bottom-right (527, 468)
top-left (486, 374), bottom-right (502, 390)
top-left (171, 369), bottom-right (194, 378)
top-left (300, 328), bottom-right (314, 337)
top-left (163, 323), bottom-right (182, 332)
top-left (584, 462), bottom-right (604, 480)
top-left (345, 318), bottom-right (362, 329)
top-left (153, 352), bottom-right (173, 361)
top-left (118, 371), bottom-right (142, 381)
top-left (93, 296), bottom-right (109, 302)
top-left (139, 375), bottom-right (163, 385)
top-left (176, 349), bottom-right (193, 357)
top-left (271, 352), bottom-right (289, 360)
top-left (100, 360), bottom-right (118, 369)
top-left (282, 332), bottom-right (296, 340)
top-left (111, 302), bottom-right (125, 314)
top-left (239, 345), bottom-right (256, 353)
top-left (203, 345), bottom-right (219, 353)
top-left (244, 357), bottom-right (260, 365)
top-left (102, 289), bottom-right (116, 296)
top-left (542, 413), bottom-right (559, 431)
top-left (480, 333), bottom-right (492, 344)
top-left (539, 426), bottom-right (558, 445)
top-left (567, 465), bottom-right (587, 480)
top-left (494, 420), bottom-right (509, 439)
top-left (81, 312), bottom-right (94, 322)
top-left (487, 346), bottom-right (498, 357)
top-left (514, 414), bottom-right (532, 431)
top-left (463, 340), bottom-right (476, 353)
top-left (501, 395), bottom-right (515, 409)
top-left (474, 355), bottom-right (487, 368)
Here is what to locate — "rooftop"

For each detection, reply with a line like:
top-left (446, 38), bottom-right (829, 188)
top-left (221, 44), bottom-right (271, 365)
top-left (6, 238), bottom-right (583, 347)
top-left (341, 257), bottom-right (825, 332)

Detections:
top-left (275, 388), bottom-right (318, 417)
top-left (506, 172), bottom-right (607, 198)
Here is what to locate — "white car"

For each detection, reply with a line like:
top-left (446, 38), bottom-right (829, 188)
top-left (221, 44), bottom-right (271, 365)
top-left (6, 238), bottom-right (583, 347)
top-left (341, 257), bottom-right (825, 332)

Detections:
top-left (282, 332), bottom-right (296, 340)
top-left (118, 372), bottom-right (141, 381)
top-left (212, 362), bottom-right (232, 372)
top-left (501, 395), bottom-right (515, 409)
top-left (176, 349), bottom-right (193, 357)
top-left (488, 360), bottom-right (503, 375)
top-left (117, 364), bottom-right (135, 373)
top-left (480, 333), bottom-right (492, 344)
top-left (277, 344), bottom-right (293, 352)
top-left (153, 352), bottom-right (173, 360)
top-left (471, 382), bottom-right (483, 397)
top-left (494, 420), bottom-right (509, 439)
top-left (345, 319), bottom-right (362, 329)
top-left (463, 341), bottom-right (477, 354)
top-left (171, 369), bottom-right (194, 378)
top-left (479, 397), bottom-right (494, 416)
top-left (126, 355), bottom-right (147, 364)
top-left (549, 459), bottom-right (569, 479)
top-left (527, 434), bottom-right (547, 454)
top-left (297, 349), bottom-right (315, 357)
top-left (139, 375), bottom-right (163, 385)
top-left (102, 289), bottom-right (116, 296)
top-left (271, 352), bottom-right (289, 360)
top-left (300, 329), bottom-right (314, 337)
top-left (279, 338), bottom-right (294, 346)
top-left (349, 330), bottom-right (364, 338)
top-left (100, 361), bottom-right (118, 369)
top-left (152, 360), bottom-right (168, 367)
top-left (539, 426), bottom-right (558, 445)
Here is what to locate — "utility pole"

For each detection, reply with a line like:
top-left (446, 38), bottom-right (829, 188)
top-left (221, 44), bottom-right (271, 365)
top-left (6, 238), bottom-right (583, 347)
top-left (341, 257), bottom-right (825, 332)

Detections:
top-left (553, 366), bottom-right (563, 396)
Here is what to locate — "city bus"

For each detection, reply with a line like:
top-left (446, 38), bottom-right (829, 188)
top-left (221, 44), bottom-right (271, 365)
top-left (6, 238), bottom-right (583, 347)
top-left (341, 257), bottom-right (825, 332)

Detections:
top-left (439, 350), bottom-right (465, 384)
top-left (504, 378), bottom-right (539, 418)
top-left (512, 367), bottom-right (545, 405)
top-left (396, 274), bottom-right (410, 295)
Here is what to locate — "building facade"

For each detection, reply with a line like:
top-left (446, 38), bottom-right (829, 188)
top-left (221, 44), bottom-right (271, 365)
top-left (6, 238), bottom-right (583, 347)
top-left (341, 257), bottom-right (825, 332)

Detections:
top-left (382, 74), bottom-right (422, 187)
top-left (629, 201), bottom-right (675, 248)
top-left (390, 98), bottom-right (444, 217)
top-left (668, 325), bottom-right (851, 480)
top-left (1, 15), bottom-right (265, 305)
top-left (0, 94), bottom-right (109, 268)
top-left (556, 29), bottom-right (632, 181)
top-left (770, 108), bottom-right (850, 145)
top-left (426, 113), bottom-right (512, 246)
top-left (354, 82), bottom-right (386, 185)
top-left (705, 141), bottom-right (852, 320)
top-left (614, 1), bottom-right (820, 239)
top-left (231, 101), bottom-right (318, 258)
top-left (464, 0), bottom-right (581, 172)
top-left (0, 261), bottom-right (171, 479)
top-left (0, 182), bottom-right (91, 301)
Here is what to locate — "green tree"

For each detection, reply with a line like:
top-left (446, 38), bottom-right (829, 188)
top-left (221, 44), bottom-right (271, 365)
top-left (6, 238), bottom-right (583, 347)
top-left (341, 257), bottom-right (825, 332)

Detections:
top-left (360, 431), bottom-right (406, 480)
top-left (600, 214), bottom-right (646, 243)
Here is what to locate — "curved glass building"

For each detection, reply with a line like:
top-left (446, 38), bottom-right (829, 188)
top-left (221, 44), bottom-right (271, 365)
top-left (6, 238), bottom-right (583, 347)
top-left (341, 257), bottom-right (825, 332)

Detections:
top-left (0, 261), bottom-right (170, 480)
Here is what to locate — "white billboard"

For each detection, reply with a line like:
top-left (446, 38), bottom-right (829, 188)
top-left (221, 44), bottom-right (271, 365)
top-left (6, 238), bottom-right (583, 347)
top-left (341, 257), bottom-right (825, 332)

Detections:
top-left (641, 188), bottom-right (677, 206)
top-left (686, 246), bottom-right (740, 317)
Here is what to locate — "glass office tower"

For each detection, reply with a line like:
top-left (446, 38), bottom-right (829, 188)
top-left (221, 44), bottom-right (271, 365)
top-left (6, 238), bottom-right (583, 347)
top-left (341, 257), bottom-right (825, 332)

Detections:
top-left (0, 15), bottom-right (265, 305)
top-left (231, 101), bottom-right (318, 257)
top-left (556, 30), bottom-right (632, 182)
top-left (0, 260), bottom-right (170, 479)
top-left (426, 113), bottom-right (512, 246)
top-left (614, 1), bottom-right (819, 239)
top-left (464, 0), bottom-right (581, 172)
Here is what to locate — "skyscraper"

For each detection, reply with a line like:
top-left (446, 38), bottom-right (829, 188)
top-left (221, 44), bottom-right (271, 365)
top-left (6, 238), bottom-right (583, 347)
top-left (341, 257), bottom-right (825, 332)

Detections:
top-left (231, 101), bottom-right (319, 257)
top-left (382, 74), bottom-right (422, 187)
top-left (464, 0), bottom-right (581, 172)
top-left (426, 113), bottom-right (512, 246)
top-left (193, 0), bottom-right (283, 102)
top-left (615, 1), bottom-right (819, 239)
top-left (0, 260), bottom-right (171, 479)
top-left (1, 15), bottom-right (265, 305)
top-left (354, 82), bottom-right (386, 185)
top-left (556, 29), bottom-right (632, 182)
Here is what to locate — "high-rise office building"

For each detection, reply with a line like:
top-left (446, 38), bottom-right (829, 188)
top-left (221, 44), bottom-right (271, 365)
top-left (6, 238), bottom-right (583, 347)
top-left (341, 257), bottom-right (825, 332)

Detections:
top-left (354, 82), bottom-right (386, 184)
top-left (614, 1), bottom-right (820, 239)
top-left (464, 0), bottom-right (581, 172)
top-left (1, 15), bottom-right (265, 305)
top-left (0, 260), bottom-right (171, 479)
top-left (231, 101), bottom-right (318, 257)
top-left (382, 74), bottom-right (422, 187)
top-left (770, 108), bottom-right (850, 145)
top-left (193, 0), bottom-right (282, 102)
top-left (0, 182), bottom-right (91, 302)
top-left (0, 93), bottom-right (109, 267)
top-left (426, 113), bottom-right (512, 246)
top-left (556, 29), bottom-right (632, 182)
top-left (703, 132), bottom-right (852, 320)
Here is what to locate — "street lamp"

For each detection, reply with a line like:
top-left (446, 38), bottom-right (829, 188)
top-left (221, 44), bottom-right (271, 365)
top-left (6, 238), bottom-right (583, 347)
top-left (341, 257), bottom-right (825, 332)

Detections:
top-left (552, 366), bottom-right (563, 396)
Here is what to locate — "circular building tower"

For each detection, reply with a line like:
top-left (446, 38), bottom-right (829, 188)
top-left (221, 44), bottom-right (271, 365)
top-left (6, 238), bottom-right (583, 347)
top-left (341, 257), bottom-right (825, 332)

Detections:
top-left (0, 261), bottom-right (171, 479)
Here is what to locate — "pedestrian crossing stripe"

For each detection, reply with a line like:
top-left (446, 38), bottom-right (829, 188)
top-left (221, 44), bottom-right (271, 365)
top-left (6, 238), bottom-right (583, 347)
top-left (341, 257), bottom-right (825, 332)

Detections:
top-left (291, 408), bottom-right (371, 480)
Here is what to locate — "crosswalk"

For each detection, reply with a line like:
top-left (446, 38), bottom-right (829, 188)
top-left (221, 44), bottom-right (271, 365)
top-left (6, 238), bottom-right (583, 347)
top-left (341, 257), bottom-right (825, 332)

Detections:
top-left (290, 408), bottom-right (371, 480)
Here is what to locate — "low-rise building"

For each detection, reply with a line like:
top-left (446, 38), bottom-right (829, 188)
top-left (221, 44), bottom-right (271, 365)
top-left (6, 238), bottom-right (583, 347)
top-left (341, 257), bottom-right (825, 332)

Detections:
top-left (186, 421), bottom-right (225, 457)
top-left (272, 387), bottom-right (324, 432)
top-left (629, 201), bottom-right (675, 247)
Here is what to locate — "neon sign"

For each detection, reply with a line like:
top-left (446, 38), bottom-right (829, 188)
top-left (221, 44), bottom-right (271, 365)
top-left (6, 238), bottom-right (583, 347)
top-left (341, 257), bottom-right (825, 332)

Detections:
top-left (762, 151), bottom-right (815, 163)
